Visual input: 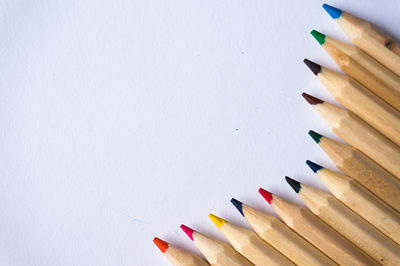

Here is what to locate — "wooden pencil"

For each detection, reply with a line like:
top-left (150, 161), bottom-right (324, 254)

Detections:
top-left (180, 224), bottom-right (252, 266)
top-left (230, 198), bottom-right (336, 266)
top-left (310, 30), bottom-right (400, 111)
top-left (306, 160), bottom-right (400, 245)
top-left (302, 93), bottom-right (400, 179)
top-left (286, 176), bottom-right (400, 265)
top-left (258, 188), bottom-right (377, 265)
top-left (153, 237), bottom-right (209, 266)
top-left (304, 59), bottom-right (400, 147)
top-left (322, 4), bottom-right (400, 77)
top-left (308, 130), bottom-right (400, 213)
top-left (208, 213), bottom-right (294, 265)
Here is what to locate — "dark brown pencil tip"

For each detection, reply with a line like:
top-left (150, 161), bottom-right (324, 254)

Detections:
top-left (303, 59), bottom-right (321, 75)
top-left (302, 93), bottom-right (324, 105)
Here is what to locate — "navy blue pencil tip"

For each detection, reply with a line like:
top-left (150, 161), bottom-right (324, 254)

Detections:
top-left (231, 198), bottom-right (244, 217)
top-left (306, 160), bottom-right (323, 173)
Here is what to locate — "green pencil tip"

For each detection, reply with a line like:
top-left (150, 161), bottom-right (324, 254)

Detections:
top-left (308, 130), bottom-right (322, 143)
top-left (311, 30), bottom-right (325, 45)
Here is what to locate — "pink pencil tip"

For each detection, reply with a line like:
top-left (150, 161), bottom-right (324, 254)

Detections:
top-left (259, 188), bottom-right (273, 204)
top-left (180, 224), bottom-right (194, 241)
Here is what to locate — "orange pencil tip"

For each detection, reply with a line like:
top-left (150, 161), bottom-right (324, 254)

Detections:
top-left (153, 237), bottom-right (169, 253)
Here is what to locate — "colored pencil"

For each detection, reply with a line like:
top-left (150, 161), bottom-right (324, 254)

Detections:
top-left (230, 198), bottom-right (336, 266)
top-left (308, 130), bottom-right (400, 213)
top-left (310, 30), bottom-right (400, 111)
top-left (286, 176), bottom-right (400, 265)
top-left (258, 188), bottom-right (376, 265)
top-left (153, 237), bottom-right (209, 266)
top-left (180, 225), bottom-right (252, 266)
top-left (302, 92), bottom-right (400, 179)
top-left (306, 160), bottom-right (400, 245)
top-left (208, 213), bottom-right (293, 265)
top-left (323, 4), bottom-right (400, 76)
top-left (304, 59), bottom-right (400, 147)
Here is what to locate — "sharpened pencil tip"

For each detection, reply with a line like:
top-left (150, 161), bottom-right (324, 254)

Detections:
top-left (302, 92), bottom-right (324, 105)
top-left (311, 30), bottom-right (326, 45)
top-left (231, 198), bottom-right (244, 217)
top-left (208, 213), bottom-right (226, 228)
top-left (306, 160), bottom-right (323, 173)
top-left (285, 176), bottom-right (301, 193)
top-left (303, 59), bottom-right (321, 75)
top-left (153, 237), bottom-right (169, 253)
top-left (323, 4), bottom-right (342, 19)
top-left (259, 188), bottom-right (273, 204)
top-left (180, 224), bottom-right (194, 241)
top-left (308, 130), bottom-right (322, 143)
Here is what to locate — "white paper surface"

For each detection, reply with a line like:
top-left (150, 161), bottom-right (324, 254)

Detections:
top-left (1, 0), bottom-right (399, 265)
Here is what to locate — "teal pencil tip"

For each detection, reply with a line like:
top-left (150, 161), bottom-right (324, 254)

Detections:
top-left (308, 130), bottom-right (322, 144)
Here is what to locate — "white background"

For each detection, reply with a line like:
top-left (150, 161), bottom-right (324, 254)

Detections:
top-left (1, 0), bottom-right (399, 265)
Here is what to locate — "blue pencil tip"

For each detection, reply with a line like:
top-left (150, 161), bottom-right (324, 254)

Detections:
top-left (323, 4), bottom-right (342, 19)
top-left (306, 160), bottom-right (323, 173)
top-left (231, 198), bottom-right (244, 217)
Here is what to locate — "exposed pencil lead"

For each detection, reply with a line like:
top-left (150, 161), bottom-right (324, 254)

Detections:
top-left (302, 92), bottom-right (324, 105)
top-left (306, 160), bottom-right (323, 173)
top-left (304, 59), bottom-right (322, 75)
top-left (231, 198), bottom-right (244, 217)
top-left (153, 237), bottom-right (169, 253)
top-left (180, 224), bottom-right (194, 241)
top-left (208, 214), bottom-right (226, 228)
top-left (323, 4), bottom-right (342, 19)
top-left (308, 130), bottom-right (323, 143)
top-left (285, 176), bottom-right (301, 193)
top-left (259, 188), bottom-right (273, 204)
top-left (311, 30), bottom-right (326, 45)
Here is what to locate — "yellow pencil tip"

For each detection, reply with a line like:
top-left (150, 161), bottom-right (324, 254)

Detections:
top-left (208, 213), bottom-right (226, 228)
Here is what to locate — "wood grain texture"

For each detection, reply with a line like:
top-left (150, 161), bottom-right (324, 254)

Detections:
top-left (192, 231), bottom-right (253, 266)
top-left (270, 194), bottom-right (376, 265)
top-left (298, 183), bottom-right (400, 265)
top-left (316, 167), bottom-right (400, 246)
top-left (318, 135), bottom-right (400, 212)
top-left (323, 35), bottom-right (400, 111)
top-left (316, 65), bottom-right (400, 147)
top-left (214, 216), bottom-right (294, 266)
top-left (241, 203), bottom-right (336, 266)
top-left (337, 11), bottom-right (400, 76)
top-left (312, 101), bottom-right (400, 179)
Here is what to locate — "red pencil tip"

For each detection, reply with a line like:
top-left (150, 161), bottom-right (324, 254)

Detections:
top-left (153, 237), bottom-right (169, 253)
top-left (180, 224), bottom-right (194, 241)
top-left (259, 188), bottom-right (273, 204)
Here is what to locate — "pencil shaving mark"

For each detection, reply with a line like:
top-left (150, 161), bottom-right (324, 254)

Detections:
top-left (119, 211), bottom-right (145, 223)
top-left (385, 40), bottom-right (392, 49)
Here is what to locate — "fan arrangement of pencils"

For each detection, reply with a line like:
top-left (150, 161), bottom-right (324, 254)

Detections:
top-left (153, 4), bottom-right (400, 265)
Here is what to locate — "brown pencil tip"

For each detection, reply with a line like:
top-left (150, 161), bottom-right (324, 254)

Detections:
top-left (302, 93), bottom-right (324, 105)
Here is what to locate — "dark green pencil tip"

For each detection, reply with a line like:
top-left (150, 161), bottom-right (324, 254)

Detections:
top-left (311, 30), bottom-right (326, 45)
top-left (308, 130), bottom-right (322, 143)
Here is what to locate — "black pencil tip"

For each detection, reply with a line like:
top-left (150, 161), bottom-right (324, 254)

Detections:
top-left (303, 59), bottom-right (321, 75)
top-left (285, 176), bottom-right (301, 193)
